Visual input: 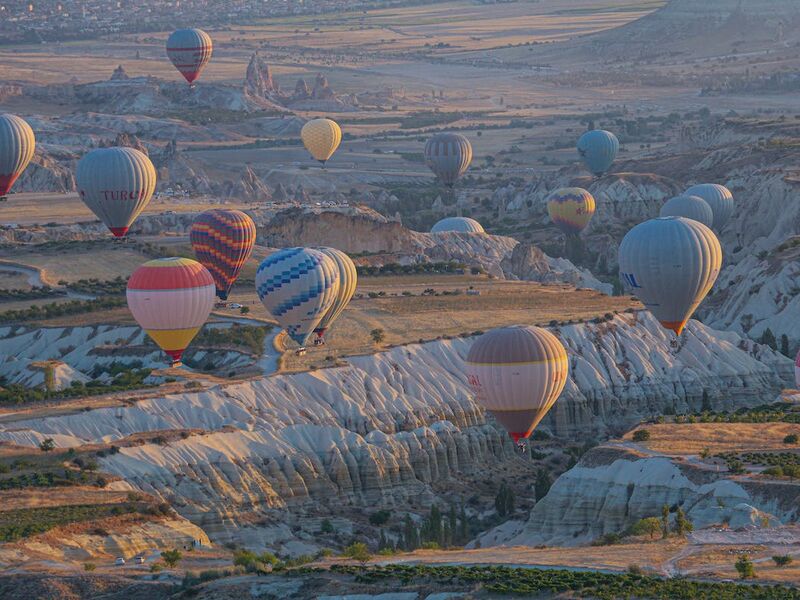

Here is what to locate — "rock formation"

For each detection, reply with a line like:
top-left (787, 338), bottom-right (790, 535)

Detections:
top-left (293, 78), bottom-right (311, 101)
top-left (244, 52), bottom-right (280, 101)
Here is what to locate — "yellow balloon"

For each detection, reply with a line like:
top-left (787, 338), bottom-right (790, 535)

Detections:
top-left (301, 118), bottom-right (342, 165)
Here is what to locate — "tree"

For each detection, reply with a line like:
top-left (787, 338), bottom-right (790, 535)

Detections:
top-left (674, 507), bottom-right (693, 536)
top-left (783, 434), bottom-right (798, 444)
top-left (495, 483), bottom-right (514, 517)
top-left (759, 328), bottom-right (777, 350)
top-left (319, 518), bottom-right (334, 534)
top-left (661, 505), bottom-right (670, 539)
top-left (772, 555), bottom-right (793, 567)
top-left (701, 390), bottom-right (712, 413)
top-left (370, 328), bottom-right (385, 344)
top-left (458, 504), bottom-right (468, 545)
top-left (343, 542), bottom-right (371, 564)
top-left (631, 517), bottom-right (662, 540)
top-left (735, 554), bottom-right (756, 579)
top-left (161, 549), bottom-right (183, 568)
top-left (780, 334), bottom-right (790, 356)
top-left (448, 505), bottom-right (457, 546)
top-left (534, 469), bottom-right (552, 502)
top-left (39, 438), bottom-right (55, 453)
top-left (84, 562), bottom-right (96, 571)
top-left (240, 306), bottom-right (250, 315)
top-left (632, 429), bottom-right (651, 443)
top-left (403, 514), bottom-right (419, 551)
top-left (378, 529), bottom-right (389, 551)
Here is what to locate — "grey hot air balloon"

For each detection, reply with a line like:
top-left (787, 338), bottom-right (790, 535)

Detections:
top-left (618, 217), bottom-right (722, 336)
top-left (684, 184), bottom-right (734, 230)
top-left (430, 216), bottom-right (484, 234)
top-left (424, 133), bottom-right (472, 188)
top-left (465, 325), bottom-right (568, 445)
top-left (0, 113), bottom-right (35, 199)
top-left (577, 129), bottom-right (618, 177)
top-left (659, 194), bottom-right (713, 228)
top-left (76, 147), bottom-right (157, 237)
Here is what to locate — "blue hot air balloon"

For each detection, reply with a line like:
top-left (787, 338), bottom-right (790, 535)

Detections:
top-left (577, 130), bottom-right (618, 176)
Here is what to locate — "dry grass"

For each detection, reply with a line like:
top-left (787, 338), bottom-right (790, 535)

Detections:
top-left (0, 487), bottom-right (132, 512)
top-left (625, 423), bottom-right (800, 455)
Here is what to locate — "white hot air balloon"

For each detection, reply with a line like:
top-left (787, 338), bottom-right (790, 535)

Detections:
top-left (684, 184), bottom-right (734, 230)
top-left (618, 216), bottom-right (722, 337)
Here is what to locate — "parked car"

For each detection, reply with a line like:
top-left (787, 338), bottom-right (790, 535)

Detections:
top-left (114, 557), bottom-right (126, 566)
top-left (134, 555), bottom-right (145, 564)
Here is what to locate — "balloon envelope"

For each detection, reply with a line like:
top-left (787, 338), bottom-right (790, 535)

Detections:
top-left (466, 325), bottom-right (568, 443)
top-left (577, 130), bottom-right (618, 176)
top-left (659, 194), bottom-right (713, 228)
top-left (301, 118), bottom-right (342, 164)
top-left (76, 147), bottom-right (156, 237)
top-left (255, 248), bottom-right (339, 348)
top-left (547, 187), bottom-right (596, 235)
top-left (618, 217), bottom-right (722, 336)
top-left (684, 184), bottom-right (734, 230)
top-left (424, 133), bottom-right (472, 188)
top-left (0, 113), bottom-right (35, 197)
top-left (313, 247), bottom-right (357, 336)
top-left (430, 217), bottom-right (484, 234)
top-left (126, 257), bottom-right (215, 365)
top-left (166, 28), bottom-right (213, 85)
top-left (190, 209), bottom-right (257, 300)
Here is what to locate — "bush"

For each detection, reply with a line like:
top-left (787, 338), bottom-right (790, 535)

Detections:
top-left (84, 562), bottom-right (96, 571)
top-left (631, 517), bottom-right (662, 539)
top-left (319, 518), bottom-right (334, 534)
top-left (343, 542), bottom-right (371, 564)
top-left (161, 549), bottom-right (183, 568)
top-left (421, 541), bottom-right (440, 550)
top-left (369, 510), bottom-right (392, 526)
top-left (39, 438), bottom-right (55, 452)
top-left (783, 434), bottom-right (798, 444)
top-left (773, 555), bottom-right (793, 567)
top-left (735, 555), bottom-right (756, 579)
top-left (632, 429), bottom-right (651, 442)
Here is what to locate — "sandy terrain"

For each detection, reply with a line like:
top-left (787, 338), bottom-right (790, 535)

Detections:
top-left (625, 423), bottom-right (800, 455)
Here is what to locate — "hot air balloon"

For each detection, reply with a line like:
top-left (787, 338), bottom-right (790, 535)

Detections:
top-left (312, 247), bottom-right (357, 344)
top-left (126, 257), bottom-right (215, 367)
top-left (301, 118), bottom-right (341, 166)
top-left (424, 133), bottom-right (472, 188)
top-left (190, 209), bottom-right (256, 301)
top-left (166, 28), bottom-right (213, 86)
top-left (0, 114), bottom-right (35, 200)
top-left (618, 217), bottom-right (722, 336)
top-left (577, 130), bottom-right (618, 177)
top-left (546, 187), bottom-right (596, 235)
top-left (76, 147), bottom-right (156, 237)
top-left (659, 194), bottom-right (713, 228)
top-left (465, 325), bottom-right (568, 446)
top-left (255, 248), bottom-right (339, 350)
top-left (430, 217), bottom-right (484, 234)
top-left (684, 184), bottom-right (734, 230)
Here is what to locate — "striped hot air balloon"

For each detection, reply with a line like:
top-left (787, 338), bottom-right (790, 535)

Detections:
top-left (659, 194), bottom-right (713, 228)
top-left (424, 133), bottom-right (472, 188)
top-left (618, 217), bottom-right (722, 336)
top-left (430, 217), bottom-right (484, 234)
top-left (190, 209), bottom-right (256, 300)
top-left (313, 247), bottom-right (357, 342)
top-left (546, 187), bottom-right (596, 235)
top-left (466, 325), bottom-right (569, 445)
top-left (684, 183), bottom-right (734, 230)
top-left (166, 28), bottom-right (213, 85)
top-left (255, 248), bottom-right (339, 349)
top-left (76, 147), bottom-right (156, 237)
top-left (301, 118), bottom-right (342, 165)
top-left (0, 114), bottom-right (35, 199)
top-left (126, 257), bottom-right (215, 366)
top-left (577, 130), bottom-right (618, 177)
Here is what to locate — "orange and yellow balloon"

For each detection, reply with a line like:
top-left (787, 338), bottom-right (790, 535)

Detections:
top-left (126, 257), bottom-right (215, 366)
top-left (547, 187), bottom-right (596, 235)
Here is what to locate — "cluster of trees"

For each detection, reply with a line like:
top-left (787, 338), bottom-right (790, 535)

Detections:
top-left (67, 276), bottom-right (127, 296)
top-left (0, 296), bottom-right (126, 324)
top-left (394, 505), bottom-right (471, 552)
top-left (666, 402), bottom-right (800, 425)
top-left (332, 563), bottom-right (800, 599)
top-left (0, 502), bottom-right (138, 542)
top-left (757, 328), bottom-right (792, 357)
top-left (192, 324), bottom-right (272, 355)
top-left (0, 368), bottom-right (153, 405)
top-left (0, 286), bottom-right (64, 301)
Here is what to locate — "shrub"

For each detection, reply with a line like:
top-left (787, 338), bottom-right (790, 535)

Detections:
top-left (161, 549), bottom-right (183, 568)
top-left (421, 541), bottom-right (440, 550)
top-left (343, 542), bottom-right (371, 564)
top-left (632, 429), bottom-right (651, 442)
top-left (84, 562), bottom-right (96, 571)
top-left (631, 517), bottom-right (662, 539)
top-left (783, 434), bottom-right (798, 444)
top-left (39, 438), bottom-right (55, 452)
top-left (735, 554), bottom-right (756, 579)
top-left (369, 510), bottom-right (392, 526)
top-left (772, 555), bottom-right (793, 567)
top-left (319, 518), bottom-right (334, 534)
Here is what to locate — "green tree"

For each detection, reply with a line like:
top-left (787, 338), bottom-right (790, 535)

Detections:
top-left (632, 429), bottom-right (651, 442)
top-left (735, 554), bottom-right (756, 579)
top-left (319, 518), bottom-right (334, 534)
top-left (780, 334), bottom-right (790, 356)
top-left (760, 328), bottom-right (777, 350)
top-left (783, 434), bottom-right (798, 444)
top-left (772, 555), bottom-right (793, 567)
top-left (83, 562), bottom-right (96, 571)
top-left (403, 514), bottom-right (419, 551)
top-left (370, 328), bottom-right (385, 344)
top-left (674, 507), bottom-right (693, 536)
top-left (448, 505), bottom-right (457, 546)
top-left (161, 549), bottom-right (183, 568)
top-left (343, 542), bottom-right (371, 564)
top-left (661, 504), bottom-right (670, 539)
top-left (39, 438), bottom-right (55, 453)
top-left (701, 390), bottom-right (712, 412)
top-left (631, 517), bottom-right (662, 539)
top-left (240, 306), bottom-right (250, 315)
top-left (378, 529), bottom-right (389, 551)
top-left (458, 504), bottom-right (468, 545)
top-left (534, 469), bottom-right (552, 502)
top-left (495, 483), bottom-right (514, 517)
